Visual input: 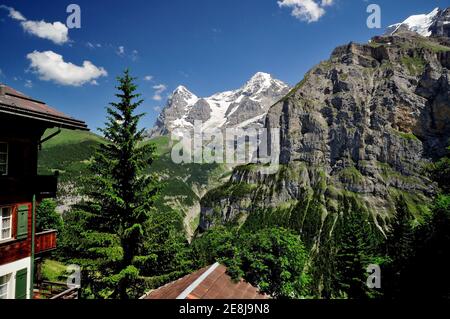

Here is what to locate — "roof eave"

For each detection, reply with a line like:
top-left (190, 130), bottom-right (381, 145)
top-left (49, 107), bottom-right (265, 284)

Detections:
top-left (0, 104), bottom-right (89, 131)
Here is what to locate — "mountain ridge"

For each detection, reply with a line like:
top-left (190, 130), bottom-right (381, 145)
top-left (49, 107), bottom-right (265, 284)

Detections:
top-left (386, 7), bottom-right (450, 38)
top-left (148, 72), bottom-right (290, 138)
top-left (199, 16), bottom-right (450, 280)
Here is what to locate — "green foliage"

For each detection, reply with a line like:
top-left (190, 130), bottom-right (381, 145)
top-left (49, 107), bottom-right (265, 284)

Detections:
top-left (234, 228), bottom-right (310, 299)
top-left (381, 194), bottom-right (450, 299)
top-left (392, 129), bottom-right (420, 141)
top-left (192, 227), bottom-right (310, 299)
top-left (137, 209), bottom-right (192, 277)
top-left (191, 226), bottom-right (238, 268)
top-left (334, 204), bottom-right (380, 299)
top-left (416, 38), bottom-right (450, 53)
top-left (203, 181), bottom-right (257, 204)
top-left (61, 70), bottom-right (160, 299)
top-left (381, 141), bottom-right (450, 300)
top-left (388, 188), bottom-right (430, 220)
top-left (368, 41), bottom-right (383, 48)
top-left (38, 126), bottom-right (227, 229)
top-left (41, 259), bottom-right (67, 283)
top-left (382, 197), bottom-right (414, 299)
top-left (428, 147), bottom-right (450, 193)
top-left (38, 129), bottom-right (104, 192)
top-left (36, 199), bottom-right (63, 232)
top-left (337, 166), bottom-right (364, 184)
top-left (401, 56), bottom-right (426, 76)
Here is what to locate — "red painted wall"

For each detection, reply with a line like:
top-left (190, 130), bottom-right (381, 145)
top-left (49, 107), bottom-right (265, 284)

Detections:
top-left (0, 202), bottom-right (32, 265)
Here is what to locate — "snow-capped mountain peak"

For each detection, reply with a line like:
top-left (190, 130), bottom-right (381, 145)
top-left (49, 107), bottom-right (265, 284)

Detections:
top-left (168, 85), bottom-right (198, 111)
top-left (173, 85), bottom-right (190, 94)
top-left (172, 85), bottom-right (197, 100)
top-left (148, 72), bottom-right (290, 137)
top-left (242, 72), bottom-right (274, 94)
top-left (247, 72), bottom-right (272, 86)
top-left (386, 7), bottom-right (450, 37)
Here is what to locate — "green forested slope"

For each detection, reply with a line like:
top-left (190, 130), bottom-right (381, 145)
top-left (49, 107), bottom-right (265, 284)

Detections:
top-left (38, 128), bottom-right (230, 237)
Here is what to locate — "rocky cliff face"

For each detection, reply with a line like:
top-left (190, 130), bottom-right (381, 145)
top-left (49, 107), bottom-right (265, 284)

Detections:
top-left (199, 31), bottom-right (450, 245)
top-left (148, 72), bottom-right (290, 137)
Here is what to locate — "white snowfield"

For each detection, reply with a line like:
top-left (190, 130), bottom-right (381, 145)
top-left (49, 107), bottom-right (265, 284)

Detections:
top-left (163, 72), bottom-right (289, 133)
top-left (387, 7), bottom-right (440, 37)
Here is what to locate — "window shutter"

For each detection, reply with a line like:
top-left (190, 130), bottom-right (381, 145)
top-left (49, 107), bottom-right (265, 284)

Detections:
top-left (16, 205), bottom-right (29, 240)
top-left (15, 268), bottom-right (28, 299)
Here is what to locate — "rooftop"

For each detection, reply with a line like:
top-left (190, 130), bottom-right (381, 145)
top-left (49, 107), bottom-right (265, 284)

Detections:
top-left (143, 263), bottom-right (269, 300)
top-left (0, 84), bottom-right (88, 131)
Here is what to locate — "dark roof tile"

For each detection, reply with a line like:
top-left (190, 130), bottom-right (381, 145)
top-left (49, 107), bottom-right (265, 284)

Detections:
top-left (0, 84), bottom-right (88, 130)
top-left (144, 263), bottom-right (269, 300)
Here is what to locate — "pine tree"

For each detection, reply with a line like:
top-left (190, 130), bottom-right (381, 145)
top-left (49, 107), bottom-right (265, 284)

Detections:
top-left (73, 70), bottom-right (159, 299)
top-left (335, 197), bottom-right (375, 299)
top-left (383, 197), bottom-right (414, 298)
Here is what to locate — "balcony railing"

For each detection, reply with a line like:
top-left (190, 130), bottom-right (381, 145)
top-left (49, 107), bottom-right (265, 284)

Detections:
top-left (0, 175), bottom-right (58, 198)
top-left (34, 281), bottom-right (79, 299)
top-left (35, 230), bottom-right (57, 254)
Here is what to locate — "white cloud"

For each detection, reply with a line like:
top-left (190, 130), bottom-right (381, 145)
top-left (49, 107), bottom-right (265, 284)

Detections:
top-left (87, 42), bottom-right (102, 49)
top-left (27, 50), bottom-right (108, 87)
top-left (0, 5), bottom-right (25, 21)
top-left (117, 46), bottom-right (125, 57)
top-left (321, 0), bottom-right (334, 6)
top-left (0, 5), bottom-right (69, 44)
top-left (24, 80), bottom-right (32, 88)
top-left (152, 84), bottom-right (167, 101)
top-left (21, 20), bottom-right (69, 44)
top-left (144, 75), bottom-right (153, 81)
top-left (116, 46), bottom-right (139, 61)
top-left (278, 0), bottom-right (334, 23)
top-left (153, 106), bottom-right (162, 112)
top-left (131, 49), bottom-right (139, 61)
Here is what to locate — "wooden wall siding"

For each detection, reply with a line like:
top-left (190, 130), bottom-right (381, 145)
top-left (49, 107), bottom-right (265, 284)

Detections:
top-left (35, 230), bottom-right (57, 254)
top-left (0, 202), bottom-right (32, 265)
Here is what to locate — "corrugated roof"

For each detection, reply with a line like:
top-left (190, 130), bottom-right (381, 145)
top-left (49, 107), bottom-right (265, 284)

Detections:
top-left (143, 263), bottom-right (269, 300)
top-left (0, 84), bottom-right (88, 130)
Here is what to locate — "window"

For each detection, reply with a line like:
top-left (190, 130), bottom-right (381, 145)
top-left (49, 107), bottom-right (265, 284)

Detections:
top-left (0, 207), bottom-right (12, 241)
top-left (0, 274), bottom-right (11, 299)
top-left (0, 142), bottom-right (7, 175)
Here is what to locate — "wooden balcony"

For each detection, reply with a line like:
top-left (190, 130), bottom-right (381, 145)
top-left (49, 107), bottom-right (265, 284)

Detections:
top-left (35, 230), bottom-right (57, 254)
top-left (0, 175), bottom-right (58, 199)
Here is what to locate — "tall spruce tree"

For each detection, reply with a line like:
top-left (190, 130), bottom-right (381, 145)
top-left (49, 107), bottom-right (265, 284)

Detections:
top-left (75, 70), bottom-right (159, 298)
top-left (335, 198), bottom-right (376, 299)
top-left (383, 197), bottom-right (414, 298)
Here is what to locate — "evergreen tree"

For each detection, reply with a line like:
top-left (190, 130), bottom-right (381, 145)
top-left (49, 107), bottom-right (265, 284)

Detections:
top-left (405, 195), bottom-right (450, 299)
top-left (190, 226), bottom-right (239, 269)
top-left (383, 197), bottom-right (414, 299)
top-left (238, 227), bottom-right (310, 299)
top-left (335, 198), bottom-right (376, 299)
top-left (137, 209), bottom-right (192, 277)
top-left (69, 70), bottom-right (159, 298)
top-left (429, 146), bottom-right (450, 193)
top-left (36, 199), bottom-right (63, 232)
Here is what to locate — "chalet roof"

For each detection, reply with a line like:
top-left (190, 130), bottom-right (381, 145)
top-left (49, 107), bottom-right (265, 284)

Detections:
top-left (142, 263), bottom-right (269, 299)
top-left (0, 84), bottom-right (88, 131)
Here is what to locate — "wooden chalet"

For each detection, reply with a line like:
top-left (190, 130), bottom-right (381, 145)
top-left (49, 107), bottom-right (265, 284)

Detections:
top-left (0, 84), bottom-right (87, 299)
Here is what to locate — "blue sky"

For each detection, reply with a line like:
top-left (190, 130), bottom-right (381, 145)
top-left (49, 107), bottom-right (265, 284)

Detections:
top-left (0, 0), bottom-right (448, 132)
